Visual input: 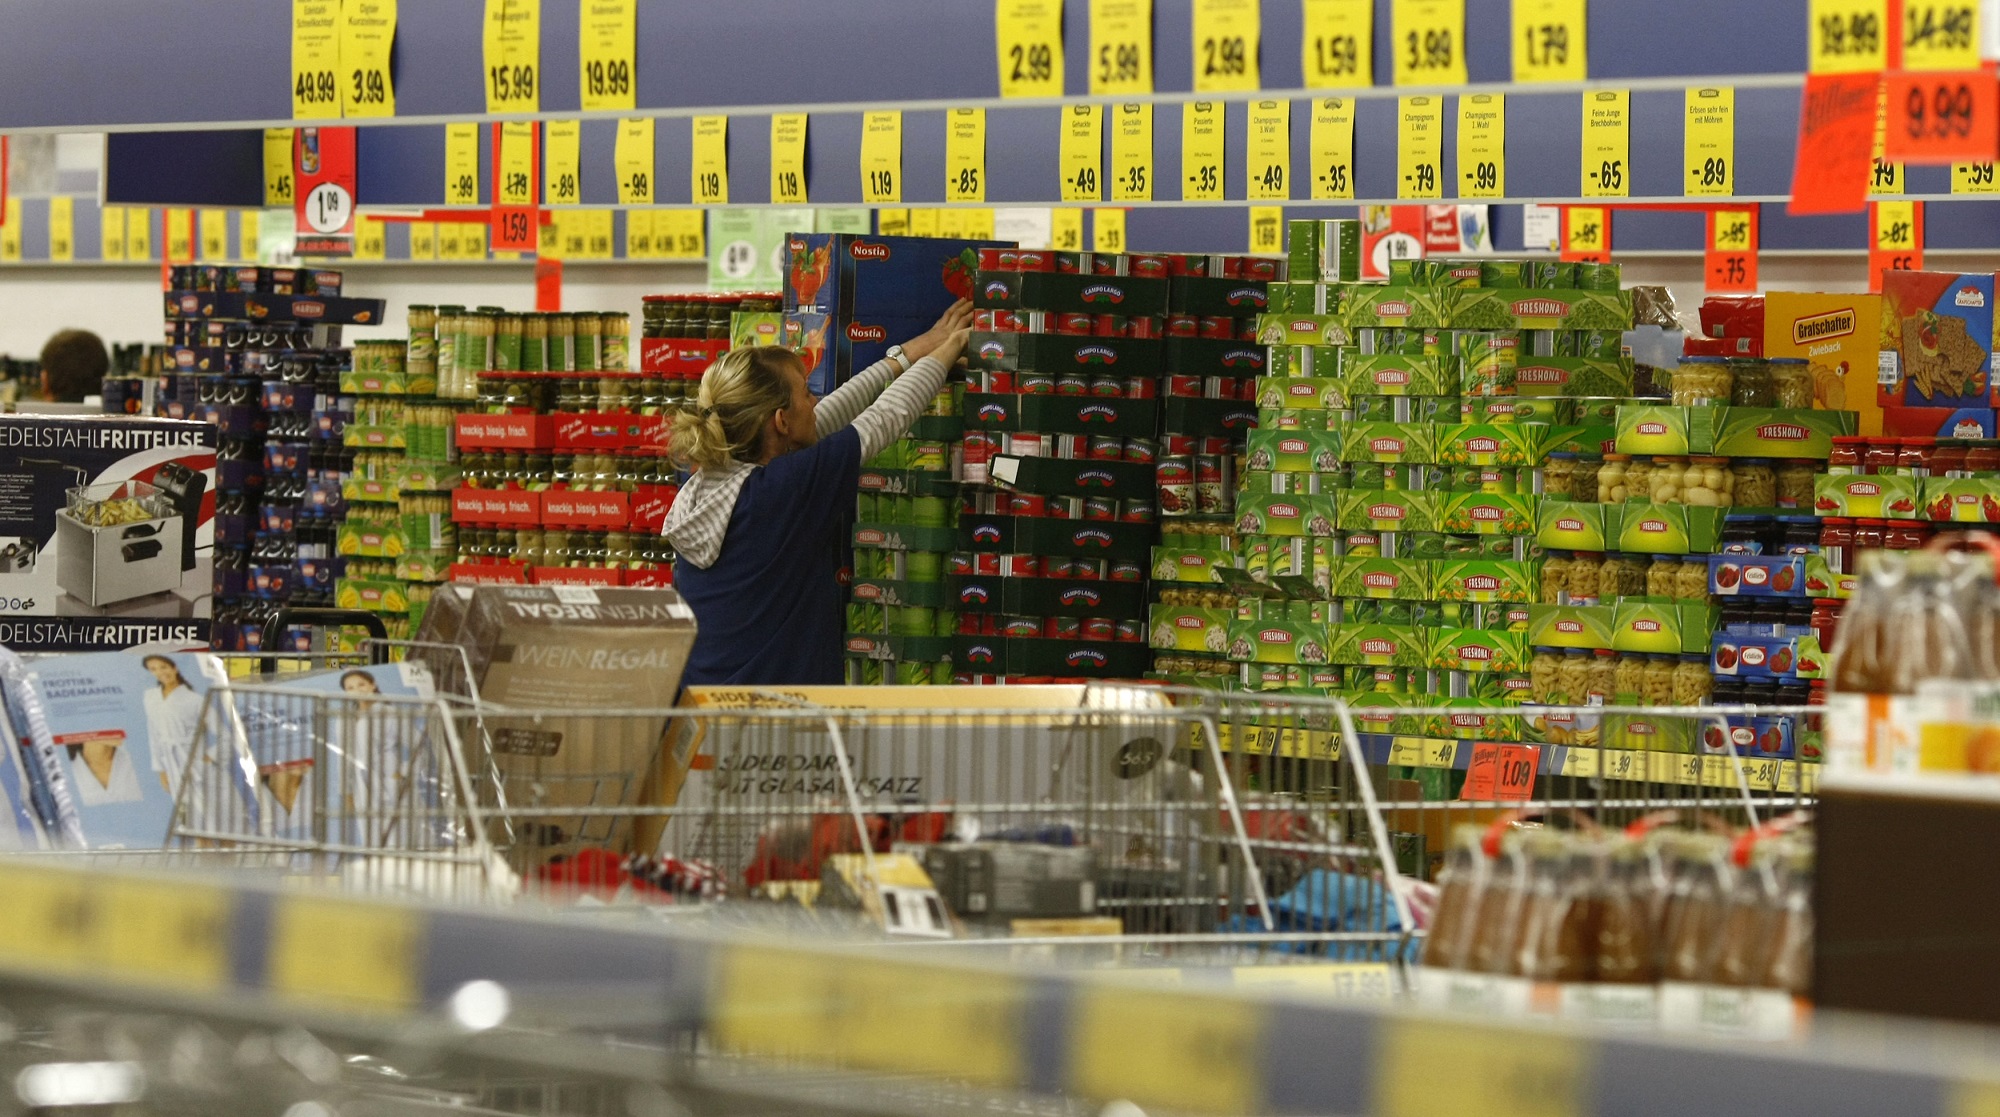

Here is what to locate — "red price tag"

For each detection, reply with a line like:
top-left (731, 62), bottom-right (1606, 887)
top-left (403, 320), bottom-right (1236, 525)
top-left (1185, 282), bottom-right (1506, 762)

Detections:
top-left (490, 122), bottom-right (540, 252)
top-left (1868, 199), bottom-right (1924, 291)
top-left (1788, 72), bottom-right (1881, 215)
top-left (1883, 68), bottom-right (1999, 162)
top-left (1459, 742), bottom-right (1541, 802)
top-left (1705, 207), bottom-right (1759, 293)
top-left (294, 126), bottom-right (357, 256)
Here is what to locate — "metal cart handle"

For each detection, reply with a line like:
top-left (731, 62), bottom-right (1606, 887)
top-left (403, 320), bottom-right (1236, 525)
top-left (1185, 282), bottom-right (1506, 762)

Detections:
top-left (259, 607), bottom-right (392, 674)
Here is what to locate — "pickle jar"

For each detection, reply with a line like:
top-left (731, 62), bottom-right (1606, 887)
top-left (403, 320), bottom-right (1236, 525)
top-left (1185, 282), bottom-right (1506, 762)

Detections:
top-left (1544, 452), bottom-right (1576, 498)
top-left (1673, 356), bottom-right (1733, 406)
top-left (1775, 459), bottom-right (1817, 509)
top-left (1731, 458), bottom-right (1777, 509)
top-left (1571, 454), bottom-right (1603, 503)
top-left (1729, 357), bottom-right (1774, 407)
top-left (1769, 357), bottom-right (1813, 409)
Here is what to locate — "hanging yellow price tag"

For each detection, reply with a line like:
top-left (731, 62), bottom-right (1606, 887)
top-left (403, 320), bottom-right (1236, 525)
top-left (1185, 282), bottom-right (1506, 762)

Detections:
top-left (585, 209), bottom-right (614, 258)
top-left (100, 206), bottom-right (126, 262)
top-left (771, 113), bottom-right (809, 203)
top-left (126, 208), bottom-right (151, 260)
top-left (1456, 92), bottom-right (1505, 198)
top-left (1809, 0), bottom-right (1889, 73)
top-left (410, 221), bottom-right (437, 259)
top-left (445, 123), bottom-right (481, 205)
top-left (1249, 205), bottom-right (1283, 254)
top-left (1245, 99), bottom-right (1291, 199)
top-left (1511, 0), bottom-right (1585, 83)
top-left (271, 897), bottom-right (419, 1013)
top-left (1051, 207), bottom-right (1084, 250)
top-left (291, 0), bottom-right (342, 118)
top-left (498, 121), bottom-right (535, 207)
top-left (1391, 0), bottom-right (1466, 85)
top-left (861, 111), bottom-right (903, 203)
top-left (47, 197), bottom-right (74, 262)
top-left (1302, 0), bottom-right (1372, 89)
top-left (340, 0), bottom-right (397, 118)
top-left (0, 199), bottom-right (19, 263)
top-left (688, 116), bottom-right (725, 205)
top-left (624, 209), bottom-right (653, 258)
top-left (544, 120), bottom-right (581, 205)
top-left (657, 210), bottom-right (705, 258)
top-left (483, 0), bottom-right (541, 114)
top-left (1089, 0), bottom-right (1152, 95)
top-left (1060, 104), bottom-right (1105, 201)
top-left (1309, 97), bottom-right (1356, 199)
top-left (1397, 95), bottom-right (1443, 199)
top-left (1193, 0), bottom-right (1260, 92)
top-left (1684, 86), bottom-right (1734, 197)
top-left (1953, 161), bottom-right (2000, 192)
top-left (1181, 101), bottom-right (1225, 200)
top-left (1903, 0), bottom-right (1979, 70)
top-left (1565, 205), bottom-right (1609, 257)
top-left (1870, 82), bottom-right (1903, 195)
top-left (963, 208), bottom-right (996, 239)
top-left (947, 108), bottom-right (988, 202)
top-left (579, 0), bottom-right (635, 111)
top-left (352, 214), bottom-right (384, 259)
top-left (1581, 89), bottom-right (1630, 198)
top-left (996, 0), bottom-right (1064, 99)
top-left (438, 220), bottom-right (466, 260)
top-left (239, 211), bottom-right (260, 259)
top-left (165, 209), bottom-right (194, 262)
top-left (937, 207), bottom-right (966, 239)
top-left (619, 118), bottom-right (658, 205)
top-left (1093, 208), bottom-right (1127, 253)
top-left (264, 129), bottom-right (296, 206)
top-left (1110, 103), bottom-right (1153, 201)
top-left (199, 209), bottom-right (228, 260)
top-left (908, 208), bottom-right (941, 237)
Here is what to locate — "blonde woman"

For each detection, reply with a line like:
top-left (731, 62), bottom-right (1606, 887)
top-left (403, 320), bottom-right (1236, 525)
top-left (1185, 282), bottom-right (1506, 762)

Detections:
top-left (665, 299), bottom-right (973, 685)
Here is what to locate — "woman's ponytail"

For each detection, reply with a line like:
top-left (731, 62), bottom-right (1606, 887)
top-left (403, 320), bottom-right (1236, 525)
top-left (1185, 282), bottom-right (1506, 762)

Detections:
top-left (666, 346), bottom-right (799, 470)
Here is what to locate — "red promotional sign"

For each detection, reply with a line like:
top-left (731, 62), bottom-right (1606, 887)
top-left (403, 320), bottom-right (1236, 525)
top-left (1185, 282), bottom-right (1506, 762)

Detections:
top-left (1789, 72), bottom-right (1883, 215)
top-left (1705, 207), bottom-right (1760, 293)
top-left (1882, 68), bottom-right (1999, 162)
top-left (1459, 742), bottom-right (1541, 803)
top-left (294, 126), bottom-right (358, 256)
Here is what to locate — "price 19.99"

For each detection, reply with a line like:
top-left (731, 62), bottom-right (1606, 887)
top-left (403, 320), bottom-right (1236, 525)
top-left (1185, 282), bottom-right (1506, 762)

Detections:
top-left (584, 58), bottom-right (631, 99)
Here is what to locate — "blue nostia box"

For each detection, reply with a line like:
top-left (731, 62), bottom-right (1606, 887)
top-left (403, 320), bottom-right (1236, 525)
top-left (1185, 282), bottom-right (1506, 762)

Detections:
top-left (783, 233), bottom-right (1006, 318)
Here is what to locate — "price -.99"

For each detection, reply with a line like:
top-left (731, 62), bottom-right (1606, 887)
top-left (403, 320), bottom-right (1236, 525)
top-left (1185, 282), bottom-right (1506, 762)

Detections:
top-left (630, 171), bottom-right (655, 198)
top-left (1467, 160), bottom-right (1497, 191)
top-left (489, 63), bottom-right (536, 104)
top-left (451, 173), bottom-right (478, 203)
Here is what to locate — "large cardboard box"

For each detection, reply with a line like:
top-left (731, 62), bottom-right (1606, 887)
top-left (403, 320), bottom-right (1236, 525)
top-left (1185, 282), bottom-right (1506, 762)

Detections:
top-left (0, 416), bottom-right (217, 651)
top-left (419, 585), bottom-right (697, 863)
top-left (1762, 291), bottom-right (1885, 436)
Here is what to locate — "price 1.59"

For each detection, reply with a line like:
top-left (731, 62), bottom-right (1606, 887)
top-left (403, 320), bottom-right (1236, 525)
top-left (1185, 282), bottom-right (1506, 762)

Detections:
top-left (1311, 33), bottom-right (1358, 77)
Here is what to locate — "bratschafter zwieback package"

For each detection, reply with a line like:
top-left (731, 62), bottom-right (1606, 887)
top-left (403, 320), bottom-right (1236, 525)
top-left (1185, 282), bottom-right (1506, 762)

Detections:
top-left (0, 416), bottom-right (217, 652)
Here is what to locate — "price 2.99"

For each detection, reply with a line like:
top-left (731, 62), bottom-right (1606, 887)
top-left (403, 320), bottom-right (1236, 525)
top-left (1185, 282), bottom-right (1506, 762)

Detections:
top-left (1201, 35), bottom-right (1247, 77)
top-left (1009, 42), bottom-right (1054, 83)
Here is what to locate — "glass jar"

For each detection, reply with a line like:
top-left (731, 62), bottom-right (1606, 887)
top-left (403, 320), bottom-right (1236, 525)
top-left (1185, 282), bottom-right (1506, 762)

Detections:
top-left (1853, 518), bottom-right (1887, 550)
top-left (1623, 457), bottom-right (1655, 503)
top-left (1828, 436), bottom-right (1866, 475)
top-left (1598, 454), bottom-right (1631, 502)
top-left (1614, 652), bottom-right (1646, 700)
top-left (1672, 655), bottom-right (1714, 705)
top-left (1820, 517), bottom-right (1853, 573)
top-left (1566, 552), bottom-right (1605, 604)
top-left (1673, 356), bottom-right (1733, 406)
top-left (1530, 648), bottom-right (1563, 703)
top-left (1675, 559), bottom-right (1711, 600)
top-left (1647, 555), bottom-right (1679, 596)
top-left (1641, 655), bottom-right (1676, 705)
top-left (1966, 440), bottom-right (2000, 474)
top-left (1886, 520), bottom-right (1931, 550)
top-left (1729, 357), bottom-right (1773, 407)
top-left (1780, 516), bottom-right (1820, 555)
top-left (1686, 456), bottom-right (1735, 507)
top-left (1576, 458), bottom-right (1608, 506)
top-left (641, 295), bottom-right (672, 338)
top-left (1732, 458), bottom-right (1777, 508)
top-left (1934, 440), bottom-right (1969, 479)
top-left (1864, 438), bottom-right (1900, 473)
top-left (1775, 459), bottom-right (1817, 509)
top-left (1897, 436), bottom-right (1936, 478)
top-left (1556, 649), bottom-right (1591, 706)
top-left (1544, 452), bottom-right (1576, 498)
top-left (1768, 357), bottom-right (1813, 409)
top-left (1541, 553), bottom-right (1573, 604)
top-left (1649, 455), bottom-right (1691, 504)
top-left (1586, 649), bottom-right (1619, 704)
top-left (1601, 553), bottom-right (1647, 598)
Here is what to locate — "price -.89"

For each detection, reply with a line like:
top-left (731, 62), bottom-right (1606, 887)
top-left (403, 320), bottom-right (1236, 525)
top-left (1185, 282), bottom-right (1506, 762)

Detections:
top-left (1695, 156), bottom-right (1727, 187)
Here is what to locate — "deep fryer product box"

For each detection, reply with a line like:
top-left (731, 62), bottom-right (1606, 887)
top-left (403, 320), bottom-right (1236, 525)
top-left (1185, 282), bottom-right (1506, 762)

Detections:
top-left (0, 416), bottom-right (217, 651)
top-left (443, 585), bottom-right (697, 861)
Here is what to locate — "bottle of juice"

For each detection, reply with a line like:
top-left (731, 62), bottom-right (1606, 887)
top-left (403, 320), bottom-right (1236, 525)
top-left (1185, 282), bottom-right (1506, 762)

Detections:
top-left (1419, 826), bottom-right (1488, 971)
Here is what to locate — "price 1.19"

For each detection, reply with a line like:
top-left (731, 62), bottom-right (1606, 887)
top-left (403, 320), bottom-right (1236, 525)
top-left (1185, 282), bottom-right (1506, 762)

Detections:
top-left (868, 170), bottom-right (897, 196)
top-left (775, 170), bottom-right (803, 198)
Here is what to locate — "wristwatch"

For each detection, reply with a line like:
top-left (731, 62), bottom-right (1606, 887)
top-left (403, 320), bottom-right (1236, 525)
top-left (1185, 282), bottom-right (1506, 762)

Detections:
top-left (885, 345), bottom-right (912, 374)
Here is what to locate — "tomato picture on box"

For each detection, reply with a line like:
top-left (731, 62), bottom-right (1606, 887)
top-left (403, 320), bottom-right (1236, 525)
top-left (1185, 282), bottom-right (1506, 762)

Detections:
top-left (1878, 271), bottom-right (1995, 408)
top-left (1709, 554), bottom-right (1807, 597)
top-left (783, 234), bottom-right (1004, 317)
